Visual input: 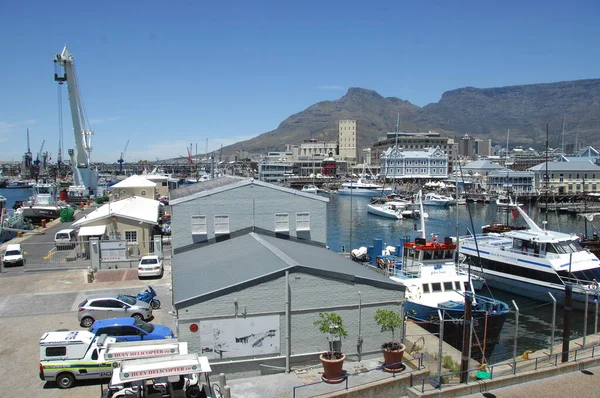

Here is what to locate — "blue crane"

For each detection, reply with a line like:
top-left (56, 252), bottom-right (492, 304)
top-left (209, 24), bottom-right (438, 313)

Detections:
top-left (117, 140), bottom-right (129, 173)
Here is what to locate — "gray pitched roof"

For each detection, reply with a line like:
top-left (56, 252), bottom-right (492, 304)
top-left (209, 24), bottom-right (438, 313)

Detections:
top-left (528, 161), bottom-right (600, 172)
top-left (173, 232), bottom-right (403, 307)
top-left (170, 177), bottom-right (329, 205)
top-left (462, 160), bottom-right (505, 170)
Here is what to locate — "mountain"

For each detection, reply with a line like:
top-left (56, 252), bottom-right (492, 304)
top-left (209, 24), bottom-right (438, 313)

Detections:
top-left (223, 79), bottom-right (600, 157)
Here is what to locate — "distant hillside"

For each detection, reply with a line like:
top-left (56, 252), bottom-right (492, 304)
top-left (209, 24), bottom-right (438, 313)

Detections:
top-left (222, 79), bottom-right (600, 158)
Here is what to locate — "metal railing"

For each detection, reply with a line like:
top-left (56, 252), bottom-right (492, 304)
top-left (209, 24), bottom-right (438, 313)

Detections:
top-left (291, 355), bottom-right (424, 398)
top-left (409, 343), bottom-right (600, 393)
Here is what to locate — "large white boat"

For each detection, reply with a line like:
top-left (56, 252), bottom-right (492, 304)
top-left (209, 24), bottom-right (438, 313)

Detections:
top-left (337, 178), bottom-right (393, 197)
top-left (19, 180), bottom-right (68, 224)
top-left (459, 204), bottom-right (600, 310)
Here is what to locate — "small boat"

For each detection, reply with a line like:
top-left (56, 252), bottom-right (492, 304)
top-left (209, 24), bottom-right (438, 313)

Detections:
top-left (385, 191), bottom-right (508, 360)
top-left (460, 204), bottom-right (600, 310)
top-left (420, 192), bottom-right (452, 206)
top-left (367, 201), bottom-right (405, 219)
top-left (338, 178), bottom-right (394, 197)
top-left (301, 184), bottom-right (319, 195)
top-left (4, 180), bottom-right (34, 189)
top-left (496, 194), bottom-right (523, 210)
top-left (577, 212), bottom-right (600, 258)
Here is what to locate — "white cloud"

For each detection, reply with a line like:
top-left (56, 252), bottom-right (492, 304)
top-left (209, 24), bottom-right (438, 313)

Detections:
top-left (0, 121), bottom-right (16, 132)
top-left (318, 85), bottom-right (345, 90)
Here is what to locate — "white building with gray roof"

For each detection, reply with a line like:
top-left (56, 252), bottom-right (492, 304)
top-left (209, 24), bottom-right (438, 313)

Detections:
top-left (528, 161), bottom-right (600, 194)
top-left (168, 177), bottom-right (405, 375)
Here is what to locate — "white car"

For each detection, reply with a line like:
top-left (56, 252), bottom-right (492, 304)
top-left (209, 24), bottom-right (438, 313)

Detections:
top-left (137, 255), bottom-right (163, 278)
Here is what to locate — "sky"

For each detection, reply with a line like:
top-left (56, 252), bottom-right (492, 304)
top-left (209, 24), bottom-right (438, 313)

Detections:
top-left (1, 0), bottom-right (599, 163)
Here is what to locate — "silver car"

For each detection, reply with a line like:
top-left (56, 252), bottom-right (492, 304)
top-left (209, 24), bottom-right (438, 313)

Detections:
top-left (77, 294), bottom-right (152, 327)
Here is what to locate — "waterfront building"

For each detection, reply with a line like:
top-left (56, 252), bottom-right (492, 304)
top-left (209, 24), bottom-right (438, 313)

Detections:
top-left (338, 119), bottom-right (358, 165)
top-left (168, 177), bottom-right (404, 374)
top-left (380, 146), bottom-right (448, 181)
top-left (258, 161), bottom-right (295, 183)
top-left (110, 174), bottom-right (157, 201)
top-left (459, 134), bottom-right (475, 159)
top-left (486, 169), bottom-right (536, 194)
top-left (555, 146), bottom-right (600, 165)
top-left (528, 161), bottom-right (600, 194)
top-left (371, 131), bottom-right (458, 172)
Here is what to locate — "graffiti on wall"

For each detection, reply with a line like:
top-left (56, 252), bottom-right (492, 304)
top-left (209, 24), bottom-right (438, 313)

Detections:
top-left (199, 315), bottom-right (280, 359)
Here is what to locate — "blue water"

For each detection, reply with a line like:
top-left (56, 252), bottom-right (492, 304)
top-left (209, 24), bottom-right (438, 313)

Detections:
top-left (326, 194), bottom-right (596, 363)
top-left (0, 187), bottom-right (32, 208)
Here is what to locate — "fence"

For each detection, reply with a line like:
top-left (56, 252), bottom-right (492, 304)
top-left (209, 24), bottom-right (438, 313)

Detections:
top-left (292, 355), bottom-right (425, 398)
top-left (1, 239), bottom-right (172, 272)
top-left (410, 341), bottom-right (600, 394)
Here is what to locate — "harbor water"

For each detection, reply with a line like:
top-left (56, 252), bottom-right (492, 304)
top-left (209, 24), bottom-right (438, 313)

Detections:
top-left (326, 193), bottom-right (599, 364)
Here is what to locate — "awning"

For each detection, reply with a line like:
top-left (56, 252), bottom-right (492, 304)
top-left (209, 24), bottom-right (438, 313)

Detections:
top-left (78, 225), bottom-right (107, 237)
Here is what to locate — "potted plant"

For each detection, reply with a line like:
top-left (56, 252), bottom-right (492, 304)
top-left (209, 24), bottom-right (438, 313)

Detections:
top-left (374, 309), bottom-right (406, 372)
top-left (313, 312), bottom-right (348, 382)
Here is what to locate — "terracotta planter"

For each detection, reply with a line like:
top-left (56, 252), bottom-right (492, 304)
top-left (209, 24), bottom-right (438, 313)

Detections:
top-left (381, 342), bottom-right (406, 371)
top-left (319, 352), bottom-right (345, 382)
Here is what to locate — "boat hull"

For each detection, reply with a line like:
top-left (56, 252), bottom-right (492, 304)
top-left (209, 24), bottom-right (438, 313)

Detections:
top-left (367, 204), bottom-right (401, 219)
top-left (20, 206), bottom-right (63, 223)
top-left (405, 300), bottom-right (508, 361)
top-left (338, 188), bottom-right (393, 197)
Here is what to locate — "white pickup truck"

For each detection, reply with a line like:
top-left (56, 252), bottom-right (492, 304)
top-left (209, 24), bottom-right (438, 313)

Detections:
top-left (39, 330), bottom-right (188, 389)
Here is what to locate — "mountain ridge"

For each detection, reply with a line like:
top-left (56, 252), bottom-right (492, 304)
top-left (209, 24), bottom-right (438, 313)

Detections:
top-left (223, 78), bottom-right (600, 158)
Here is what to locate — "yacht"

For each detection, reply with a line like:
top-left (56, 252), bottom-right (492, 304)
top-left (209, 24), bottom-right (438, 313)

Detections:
top-left (337, 178), bottom-right (393, 197)
top-left (459, 204), bottom-right (600, 310)
top-left (301, 184), bottom-right (319, 195)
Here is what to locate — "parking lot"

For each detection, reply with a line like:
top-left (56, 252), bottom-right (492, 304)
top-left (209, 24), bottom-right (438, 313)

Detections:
top-left (0, 269), bottom-right (174, 398)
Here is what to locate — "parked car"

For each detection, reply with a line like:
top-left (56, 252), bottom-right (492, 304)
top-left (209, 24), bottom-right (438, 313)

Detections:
top-left (88, 317), bottom-right (174, 342)
top-left (138, 255), bottom-right (164, 278)
top-left (77, 294), bottom-right (152, 327)
top-left (2, 244), bottom-right (25, 267)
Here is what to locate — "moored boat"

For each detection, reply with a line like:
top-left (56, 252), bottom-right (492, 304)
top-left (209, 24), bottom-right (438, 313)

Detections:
top-left (460, 204), bottom-right (600, 310)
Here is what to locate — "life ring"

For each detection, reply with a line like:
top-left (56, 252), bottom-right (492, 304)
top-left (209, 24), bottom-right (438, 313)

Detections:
top-left (590, 281), bottom-right (599, 291)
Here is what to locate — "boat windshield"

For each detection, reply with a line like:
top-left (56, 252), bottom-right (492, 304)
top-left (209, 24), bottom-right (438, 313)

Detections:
top-left (546, 240), bottom-right (583, 254)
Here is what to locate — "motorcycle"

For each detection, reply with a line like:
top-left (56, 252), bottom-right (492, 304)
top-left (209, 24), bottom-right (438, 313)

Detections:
top-left (127, 285), bottom-right (161, 309)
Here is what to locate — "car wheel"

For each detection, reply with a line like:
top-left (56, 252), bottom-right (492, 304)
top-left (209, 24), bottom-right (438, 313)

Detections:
top-left (56, 372), bottom-right (75, 389)
top-left (151, 299), bottom-right (161, 310)
top-left (186, 384), bottom-right (203, 398)
top-left (132, 313), bottom-right (143, 321)
top-left (80, 316), bottom-right (94, 328)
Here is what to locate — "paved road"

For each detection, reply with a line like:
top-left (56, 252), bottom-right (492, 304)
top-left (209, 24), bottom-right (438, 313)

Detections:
top-left (0, 269), bottom-right (174, 398)
top-left (464, 365), bottom-right (600, 397)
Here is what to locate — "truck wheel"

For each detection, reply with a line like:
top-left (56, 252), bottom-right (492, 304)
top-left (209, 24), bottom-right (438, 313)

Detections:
top-left (151, 299), bottom-right (161, 310)
top-left (80, 316), bottom-right (94, 328)
top-left (56, 372), bottom-right (75, 389)
top-left (132, 313), bottom-right (143, 321)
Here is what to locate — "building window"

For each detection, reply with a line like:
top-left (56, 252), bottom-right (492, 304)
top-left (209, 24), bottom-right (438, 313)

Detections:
top-left (275, 213), bottom-right (289, 232)
top-left (191, 215), bottom-right (207, 235)
top-left (214, 215), bottom-right (230, 234)
top-left (125, 230), bottom-right (137, 243)
top-left (296, 212), bottom-right (310, 231)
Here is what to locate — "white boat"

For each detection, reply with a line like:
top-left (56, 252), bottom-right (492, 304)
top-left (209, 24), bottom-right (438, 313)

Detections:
top-left (19, 180), bottom-right (68, 223)
top-left (495, 194), bottom-right (522, 210)
top-left (301, 184), bottom-right (319, 195)
top-left (367, 201), bottom-right (405, 219)
top-left (337, 178), bottom-right (394, 197)
top-left (459, 204), bottom-right (600, 310)
top-left (381, 190), bottom-right (508, 359)
top-left (1, 198), bottom-right (34, 242)
top-left (420, 192), bottom-right (452, 206)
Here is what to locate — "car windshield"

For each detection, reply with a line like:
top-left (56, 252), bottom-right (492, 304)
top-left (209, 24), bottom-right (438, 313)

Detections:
top-left (140, 258), bottom-right (158, 265)
top-left (133, 319), bottom-right (154, 333)
top-left (117, 295), bottom-right (137, 305)
top-left (4, 250), bottom-right (21, 256)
